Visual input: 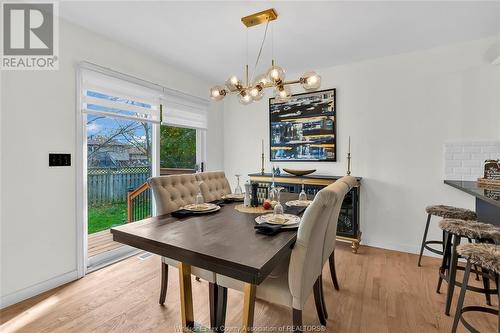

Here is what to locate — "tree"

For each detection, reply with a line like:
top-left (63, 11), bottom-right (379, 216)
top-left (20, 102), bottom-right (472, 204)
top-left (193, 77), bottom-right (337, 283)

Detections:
top-left (160, 126), bottom-right (196, 169)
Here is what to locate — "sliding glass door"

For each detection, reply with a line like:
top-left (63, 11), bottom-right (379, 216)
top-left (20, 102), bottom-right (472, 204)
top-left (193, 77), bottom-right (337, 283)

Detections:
top-left (86, 115), bottom-right (153, 260)
top-left (78, 63), bottom-right (209, 274)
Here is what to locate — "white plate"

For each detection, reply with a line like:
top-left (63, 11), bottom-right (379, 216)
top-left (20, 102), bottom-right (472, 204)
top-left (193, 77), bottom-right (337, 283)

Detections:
top-left (183, 203), bottom-right (220, 212)
top-left (222, 193), bottom-right (245, 201)
top-left (285, 200), bottom-right (312, 207)
top-left (255, 213), bottom-right (301, 228)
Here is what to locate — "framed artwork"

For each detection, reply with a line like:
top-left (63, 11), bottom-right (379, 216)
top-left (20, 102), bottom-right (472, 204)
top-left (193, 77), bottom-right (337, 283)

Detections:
top-left (269, 88), bottom-right (336, 162)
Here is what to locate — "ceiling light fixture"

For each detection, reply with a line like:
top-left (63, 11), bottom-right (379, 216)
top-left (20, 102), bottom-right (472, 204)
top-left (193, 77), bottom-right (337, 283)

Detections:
top-left (209, 8), bottom-right (321, 104)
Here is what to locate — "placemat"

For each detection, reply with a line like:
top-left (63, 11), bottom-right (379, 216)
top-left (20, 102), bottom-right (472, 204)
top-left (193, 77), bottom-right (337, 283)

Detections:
top-left (234, 204), bottom-right (272, 214)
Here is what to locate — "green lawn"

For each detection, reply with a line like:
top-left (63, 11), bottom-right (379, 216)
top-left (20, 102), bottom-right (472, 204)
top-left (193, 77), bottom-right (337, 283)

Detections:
top-left (88, 202), bottom-right (127, 234)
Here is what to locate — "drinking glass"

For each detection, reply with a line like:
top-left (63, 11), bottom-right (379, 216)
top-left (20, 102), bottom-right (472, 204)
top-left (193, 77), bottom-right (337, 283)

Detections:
top-left (273, 187), bottom-right (284, 216)
top-left (196, 182), bottom-right (204, 205)
top-left (298, 183), bottom-right (307, 201)
top-left (234, 174), bottom-right (242, 195)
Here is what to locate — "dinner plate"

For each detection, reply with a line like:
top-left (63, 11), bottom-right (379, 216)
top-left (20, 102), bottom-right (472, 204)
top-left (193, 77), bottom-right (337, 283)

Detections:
top-left (285, 200), bottom-right (313, 207)
top-left (222, 193), bottom-right (245, 201)
top-left (183, 203), bottom-right (220, 212)
top-left (255, 213), bottom-right (301, 228)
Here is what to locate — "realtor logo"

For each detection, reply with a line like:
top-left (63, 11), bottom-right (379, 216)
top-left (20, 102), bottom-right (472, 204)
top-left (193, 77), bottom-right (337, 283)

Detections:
top-left (1, 2), bottom-right (59, 70)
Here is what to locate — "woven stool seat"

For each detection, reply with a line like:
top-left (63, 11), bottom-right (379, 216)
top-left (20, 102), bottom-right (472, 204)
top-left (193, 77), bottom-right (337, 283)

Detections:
top-left (457, 243), bottom-right (500, 275)
top-left (438, 219), bottom-right (500, 241)
top-left (426, 205), bottom-right (476, 220)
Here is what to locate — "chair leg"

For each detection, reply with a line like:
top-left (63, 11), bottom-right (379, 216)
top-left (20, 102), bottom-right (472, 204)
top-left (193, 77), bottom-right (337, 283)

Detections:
top-left (496, 275), bottom-right (500, 333)
top-left (445, 235), bottom-right (460, 316)
top-left (329, 251), bottom-right (340, 290)
top-left (313, 277), bottom-right (327, 325)
top-left (319, 275), bottom-right (328, 319)
top-left (467, 238), bottom-right (480, 281)
top-left (451, 261), bottom-right (472, 333)
top-left (292, 308), bottom-right (303, 333)
top-left (418, 214), bottom-right (432, 266)
top-left (482, 267), bottom-right (492, 306)
top-left (437, 232), bottom-right (452, 294)
top-left (159, 262), bottom-right (168, 305)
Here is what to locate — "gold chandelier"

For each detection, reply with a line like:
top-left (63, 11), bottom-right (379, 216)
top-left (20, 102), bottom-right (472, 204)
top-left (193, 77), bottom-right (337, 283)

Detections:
top-left (209, 8), bottom-right (321, 105)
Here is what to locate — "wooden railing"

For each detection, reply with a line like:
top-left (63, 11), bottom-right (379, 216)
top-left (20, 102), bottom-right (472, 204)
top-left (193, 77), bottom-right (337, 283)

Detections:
top-left (126, 168), bottom-right (197, 222)
top-left (127, 182), bottom-right (151, 222)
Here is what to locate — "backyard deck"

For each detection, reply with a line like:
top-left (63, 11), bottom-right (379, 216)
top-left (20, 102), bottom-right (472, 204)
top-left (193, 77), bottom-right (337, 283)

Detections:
top-left (88, 230), bottom-right (122, 257)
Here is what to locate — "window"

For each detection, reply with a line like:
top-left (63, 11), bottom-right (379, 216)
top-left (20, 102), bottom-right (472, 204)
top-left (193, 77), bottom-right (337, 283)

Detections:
top-left (160, 126), bottom-right (197, 169)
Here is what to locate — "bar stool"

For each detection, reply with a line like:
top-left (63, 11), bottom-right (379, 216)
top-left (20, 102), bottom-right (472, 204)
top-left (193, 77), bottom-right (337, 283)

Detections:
top-left (418, 205), bottom-right (477, 266)
top-left (452, 243), bottom-right (500, 333)
top-left (437, 219), bottom-right (500, 315)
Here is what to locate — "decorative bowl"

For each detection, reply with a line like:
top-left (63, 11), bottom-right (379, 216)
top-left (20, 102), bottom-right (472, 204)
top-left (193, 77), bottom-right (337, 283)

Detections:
top-left (283, 168), bottom-right (316, 176)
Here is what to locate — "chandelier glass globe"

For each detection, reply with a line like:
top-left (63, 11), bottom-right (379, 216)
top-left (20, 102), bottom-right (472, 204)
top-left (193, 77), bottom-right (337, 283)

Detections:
top-left (209, 86), bottom-right (226, 101)
top-left (239, 90), bottom-right (252, 105)
top-left (249, 85), bottom-right (264, 101)
top-left (253, 74), bottom-right (271, 87)
top-left (266, 65), bottom-right (285, 83)
top-left (301, 71), bottom-right (321, 91)
top-left (274, 85), bottom-right (291, 102)
top-left (225, 75), bottom-right (241, 92)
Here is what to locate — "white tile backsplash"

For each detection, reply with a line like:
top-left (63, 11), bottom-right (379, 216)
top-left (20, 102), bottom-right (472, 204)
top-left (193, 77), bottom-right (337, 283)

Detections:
top-left (444, 141), bottom-right (500, 180)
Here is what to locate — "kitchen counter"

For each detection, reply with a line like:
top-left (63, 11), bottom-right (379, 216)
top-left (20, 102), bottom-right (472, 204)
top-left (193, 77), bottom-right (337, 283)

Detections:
top-left (444, 180), bottom-right (500, 224)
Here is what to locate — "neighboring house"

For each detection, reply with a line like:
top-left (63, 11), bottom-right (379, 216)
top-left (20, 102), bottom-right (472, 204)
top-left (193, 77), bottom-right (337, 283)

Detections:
top-left (88, 136), bottom-right (149, 168)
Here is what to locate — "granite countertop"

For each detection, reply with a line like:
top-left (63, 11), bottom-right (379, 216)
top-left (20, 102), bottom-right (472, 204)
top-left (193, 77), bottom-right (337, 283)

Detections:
top-left (444, 180), bottom-right (500, 208)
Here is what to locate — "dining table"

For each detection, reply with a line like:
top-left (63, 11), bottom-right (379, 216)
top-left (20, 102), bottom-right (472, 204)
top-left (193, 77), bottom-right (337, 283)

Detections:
top-left (110, 192), bottom-right (305, 332)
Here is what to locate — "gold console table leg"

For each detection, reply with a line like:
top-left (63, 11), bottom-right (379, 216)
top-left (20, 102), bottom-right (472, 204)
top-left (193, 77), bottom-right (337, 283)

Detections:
top-left (179, 262), bottom-right (194, 332)
top-left (351, 240), bottom-right (360, 254)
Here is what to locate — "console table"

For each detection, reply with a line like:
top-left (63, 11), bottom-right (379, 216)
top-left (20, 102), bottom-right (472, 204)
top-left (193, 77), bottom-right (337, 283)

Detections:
top-left (249, 173), bottom-right (362, 253)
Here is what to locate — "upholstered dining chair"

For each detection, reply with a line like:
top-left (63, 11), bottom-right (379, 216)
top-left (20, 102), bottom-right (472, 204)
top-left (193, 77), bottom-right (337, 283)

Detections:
top-left (195, 171), bottom-right (232, 202)
top-left (215, 181), bottom-right (349, 332)
top-left (315, 176), bottom-right (357, 323)
top-left (148, 174), bottom-right (217, 307)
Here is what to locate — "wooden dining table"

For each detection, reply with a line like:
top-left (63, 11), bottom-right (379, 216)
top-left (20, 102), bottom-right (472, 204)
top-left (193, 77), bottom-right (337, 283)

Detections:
top-left (110, 193), bottom-right (302, 332)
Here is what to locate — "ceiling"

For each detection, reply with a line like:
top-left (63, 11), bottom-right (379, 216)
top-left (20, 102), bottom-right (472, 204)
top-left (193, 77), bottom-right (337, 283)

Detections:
top-left (60, 1), bottom-right (500, 82)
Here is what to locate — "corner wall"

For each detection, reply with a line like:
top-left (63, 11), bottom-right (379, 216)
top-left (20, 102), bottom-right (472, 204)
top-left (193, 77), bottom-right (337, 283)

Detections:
top-left (223, 36), bottom-right (500, 253)
top-left (0, 19), bottom-right (223, 307)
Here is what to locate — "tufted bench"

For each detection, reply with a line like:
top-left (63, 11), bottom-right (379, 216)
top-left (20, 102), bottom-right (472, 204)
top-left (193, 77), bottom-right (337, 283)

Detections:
top-left (452, 243), bottom-right (500, 333)
top-left (418, 205), bottom-right (477, 267)
top-left (437, 219), bottom-right (500, 316)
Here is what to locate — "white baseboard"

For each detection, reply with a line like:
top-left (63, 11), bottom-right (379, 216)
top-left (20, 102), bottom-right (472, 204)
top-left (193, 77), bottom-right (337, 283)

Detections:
top-left (361, 239), bottom-right (442, 259)
top-left (0, 270), bottom-right (78, 309)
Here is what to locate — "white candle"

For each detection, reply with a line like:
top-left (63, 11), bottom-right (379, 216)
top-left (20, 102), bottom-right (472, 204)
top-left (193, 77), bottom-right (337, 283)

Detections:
top-left (262, 139), bottom-right (264, 155)
top-left (348, 136), bottom-right (351, 154)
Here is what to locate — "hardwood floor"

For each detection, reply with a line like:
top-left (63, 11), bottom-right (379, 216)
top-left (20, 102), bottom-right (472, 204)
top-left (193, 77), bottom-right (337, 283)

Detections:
top-left (88, 230), bottom-right (122, 258)
top-left (1, 243), bottom-right (497, 333)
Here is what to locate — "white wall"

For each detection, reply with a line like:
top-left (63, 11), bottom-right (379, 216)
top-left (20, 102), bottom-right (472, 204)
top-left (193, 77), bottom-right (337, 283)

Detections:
top-left (223, 36), bottom-right (500, 253)
top-left (0, 19), bottom-right (223, 306)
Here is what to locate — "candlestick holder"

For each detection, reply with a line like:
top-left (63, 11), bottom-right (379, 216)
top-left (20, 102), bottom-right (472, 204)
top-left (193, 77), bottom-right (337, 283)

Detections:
top-left (261, 153), bottom-right (265, 175)
top-left (347, 152), bottom-right (351, 176)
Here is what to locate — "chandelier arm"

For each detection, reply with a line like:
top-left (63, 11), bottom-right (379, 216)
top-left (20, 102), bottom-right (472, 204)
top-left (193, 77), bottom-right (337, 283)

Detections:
top-left (250, 19), bottom-right (270, 84)
top-left (283, 79), bottom-right (301, 86)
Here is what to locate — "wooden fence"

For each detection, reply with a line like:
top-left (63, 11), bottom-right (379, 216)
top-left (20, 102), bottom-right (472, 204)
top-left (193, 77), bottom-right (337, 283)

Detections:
top-left (88, 166), bottom-right (151, 205)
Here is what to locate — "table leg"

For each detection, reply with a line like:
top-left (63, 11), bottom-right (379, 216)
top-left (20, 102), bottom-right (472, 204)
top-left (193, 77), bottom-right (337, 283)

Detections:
top-left (179, 262), bottom-right (194, 332)
top-left (241, 283), bottom-right (256, 332)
